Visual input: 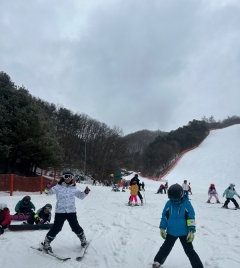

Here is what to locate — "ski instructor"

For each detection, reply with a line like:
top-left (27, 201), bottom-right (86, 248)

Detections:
top-left (128, 174), bottom-right (144, 205)
top-left (42, 169), bottom-right (90, 253)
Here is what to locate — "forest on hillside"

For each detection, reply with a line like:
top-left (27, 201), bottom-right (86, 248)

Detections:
top-left (1, 71), bottom-right (240, 179)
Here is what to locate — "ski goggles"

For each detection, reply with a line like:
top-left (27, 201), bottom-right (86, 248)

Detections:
top-left (62, 174), bottom-right (74, 180)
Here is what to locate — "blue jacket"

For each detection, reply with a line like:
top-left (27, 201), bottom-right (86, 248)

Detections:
top-left (223, 187), bottom-right (239, 199)
top-left (160, 197), bottom-right (195, 237)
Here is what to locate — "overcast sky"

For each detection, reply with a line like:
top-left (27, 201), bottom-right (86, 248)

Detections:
top-left (1, 0), bottom-right (240, 135)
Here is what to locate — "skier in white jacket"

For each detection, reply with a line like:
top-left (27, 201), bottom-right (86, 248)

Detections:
top-left (182, 180), bottom-right (189, 196)
top-left (42, 170), bottom-right (90, 253)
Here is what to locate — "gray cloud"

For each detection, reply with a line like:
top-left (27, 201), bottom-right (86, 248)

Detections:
top-left (1, 0), bottom-right (240, 134)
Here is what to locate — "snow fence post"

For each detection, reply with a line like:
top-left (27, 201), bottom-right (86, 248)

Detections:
top-left (10, 174), bottom-right (14, 196)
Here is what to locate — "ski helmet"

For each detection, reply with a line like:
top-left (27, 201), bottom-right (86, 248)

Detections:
top-left (184, 180), bottom-right (187, 183)
top-left (168, 184), bottom-right (184, 199)
top-left (230, 183), bottom-right (235, 188)
top-left (44, 203), bottom-right (52, 212)
top-left (210, 184), bottom-right (215, 187)
top-left (62, 169), bottom-right (74, 180)
top-left (0, 203), bottom-right (7, 210)
top-left (23, 196), bottom-right (31, 202)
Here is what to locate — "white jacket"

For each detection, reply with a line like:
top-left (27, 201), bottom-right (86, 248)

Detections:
top-left (182, 183), bottom-right (188, 191)
top-left (47, 183), bottom-right (87, 213)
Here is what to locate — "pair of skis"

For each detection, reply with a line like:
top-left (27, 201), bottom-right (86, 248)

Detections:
top-left (31, 241), bottom-right (90, 261)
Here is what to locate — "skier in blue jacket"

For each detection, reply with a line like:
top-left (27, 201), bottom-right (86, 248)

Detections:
top-left (222, 183), bottom-right (240, 209)
top-left (152, 184), bottom-right (204, 268)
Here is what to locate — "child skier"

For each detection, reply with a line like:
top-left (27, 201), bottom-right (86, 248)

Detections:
top-left (15, 196), bottom-right (35, 215)
top-left (42, 170), bottom-right (90, 253)
top-left (0, 203), bottom-right (11, 235)
top-left (188, 183), bottom-right (192, 195)
top-left (207, 184), bottom-right (221, 204)
top-left (152, 184), bottom-right (204, 268)
top-left (182, 180), bottom-right (189, 196)
top-left (26, 204), bottom-right (52, 225)
top-left (222, 183), bottom-right (240, 209)
top-left (128, 180), bottom-right (139, 206)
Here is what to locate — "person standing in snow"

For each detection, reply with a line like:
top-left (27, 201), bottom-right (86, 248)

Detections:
top-left (128, 181), bottom-right (139, 206)
top-left (152, 184), bottom-right (204, 268)
top-left (182, 180), bottom-right (189, 196)
top-left (42, 170), bottom-right (90, 253)
top-left (188, 183), bottom-right (192, 195)
top-left (128, 174), bottom-right (143, 205)
top-left (26, 204), bottom-right (52, 225)
top-left (207, 184), bottom-right (221, 204)
top-left (0, 203), bottom-right (11, 235)
top-left (222, 183), bottom-right (240, 209)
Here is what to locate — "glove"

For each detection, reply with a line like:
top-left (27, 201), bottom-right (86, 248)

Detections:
top-left (46, 182), bottom-right (53, 190)
top-left (186, 230), bottom-right (195, 243)
top-left (238, 195), bottom-right (240, 199)
top-left (222, 194), bottom-right (225, 197)
top-left (160, 228), bottom-right (166, 240)
top-left (37, 218), bottom-right (44, 224)
top-left (84, 186), bottom-right (91, 194)
top-left (17, 212), bottom-right (24, 216)
top-left (44, 188), bottom-right (49, 194)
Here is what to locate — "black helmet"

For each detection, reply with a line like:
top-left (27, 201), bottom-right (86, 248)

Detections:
top-left (44, 203), bottom-right (52, 212)
top-left (168, 184), bottom-right (184, 199)
top-left (23, 196), bottom-right (31, 202)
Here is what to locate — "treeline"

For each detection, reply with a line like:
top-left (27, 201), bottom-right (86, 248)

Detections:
top-left (0, 72), bottom-right (130, 178)
top-left (1, 71), bottom-right (239, 178)
top-left (129, 115), bottom-right (240, 177)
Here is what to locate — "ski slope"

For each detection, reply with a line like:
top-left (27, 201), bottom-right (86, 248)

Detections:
top-left (1, 125), bottom-right (240, 268)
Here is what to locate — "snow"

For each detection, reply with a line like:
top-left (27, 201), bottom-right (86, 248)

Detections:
top-left (1, 124), bottom-right (240, 268)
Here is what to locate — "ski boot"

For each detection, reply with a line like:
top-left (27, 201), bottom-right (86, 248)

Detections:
top-left (134, 203), bottom-right (139, 206)
top-left (216, 200), bottom-right (221, 204)
top-left (152, 261), bottom-right (161, 268)
top-left (78, 232), bottom-right (87, 247)
top-left (43, 235), bottom-right (54, 253)
top-left (207, 200), bottom-right (210, 203)
top-left (141, 199), bottom-right (144, 206)
top-left (222, 205), bottom-right (228, 209)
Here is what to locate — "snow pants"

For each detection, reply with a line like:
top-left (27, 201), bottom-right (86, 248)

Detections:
top-left (208, 194), bottom-right (219, 201)
top-left (130, 195), bottom-right (138, 203)
top-left (129, 191), bottom-right (143, 201)
top-left (154, 234), bottom-right (204, 268)
top-left (46, 213), bottom-right (84, 238)
top-left (224, 198), bottom-right (239, 208)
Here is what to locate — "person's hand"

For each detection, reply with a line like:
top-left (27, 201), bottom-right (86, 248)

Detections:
top-left (84, 186), bottom-right (91, 194)
top-left (17, 212), bottom-right (24, 216)
top-left (160, 228), bottom-right (166, 240)
top-left (186, 230), bottom-right (195, 243)
top-left (46, 182), bottom-right (53, 190)
top-left (238, 195), bottom-right (240, 199)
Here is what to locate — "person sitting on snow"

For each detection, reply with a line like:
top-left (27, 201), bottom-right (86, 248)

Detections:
top-left (26, 204), bottom-right (52, 225)
top-left (156, 184), bottom-right (165, 194)
top-left (15, 196), bottom-right (35, 215)
top-left (112, 184), bottom-right (120, 192)
top-left (0, 203), bottom-right (11, 235)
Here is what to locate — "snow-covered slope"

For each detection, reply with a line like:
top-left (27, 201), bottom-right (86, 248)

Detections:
top-left (1, 125), bottom-right (240, 268)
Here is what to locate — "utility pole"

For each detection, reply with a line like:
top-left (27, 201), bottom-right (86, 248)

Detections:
top-left (83, 140), bottom-right (86, 177)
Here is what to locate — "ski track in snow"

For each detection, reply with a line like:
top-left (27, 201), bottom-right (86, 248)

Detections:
top-left (1, 125), bottom-right (240, 268)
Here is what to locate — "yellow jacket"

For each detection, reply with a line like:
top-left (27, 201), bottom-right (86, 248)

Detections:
top-left (129, 184), bottom-right (138, 196)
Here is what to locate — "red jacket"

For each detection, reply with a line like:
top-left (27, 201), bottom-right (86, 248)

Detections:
top-left (0, 208), bottom-right (11, 227)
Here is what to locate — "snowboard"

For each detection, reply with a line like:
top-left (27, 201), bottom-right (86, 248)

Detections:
top-left (10, 215), bottom-right (29, 221)
top-left (8, 223), bottom-right (53, 231)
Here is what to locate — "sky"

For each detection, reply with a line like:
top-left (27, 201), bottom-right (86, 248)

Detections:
top-left (1, 125), bottom-right (240, 267)
top-left (0, 0), bottom-right (240, 135)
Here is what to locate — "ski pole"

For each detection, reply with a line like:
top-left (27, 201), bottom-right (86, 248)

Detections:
top-left (143, 189), bottom-right (146, 204)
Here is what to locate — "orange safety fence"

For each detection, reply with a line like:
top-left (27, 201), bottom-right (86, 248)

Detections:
top-left (0, 174), bottom-right (58, 196)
